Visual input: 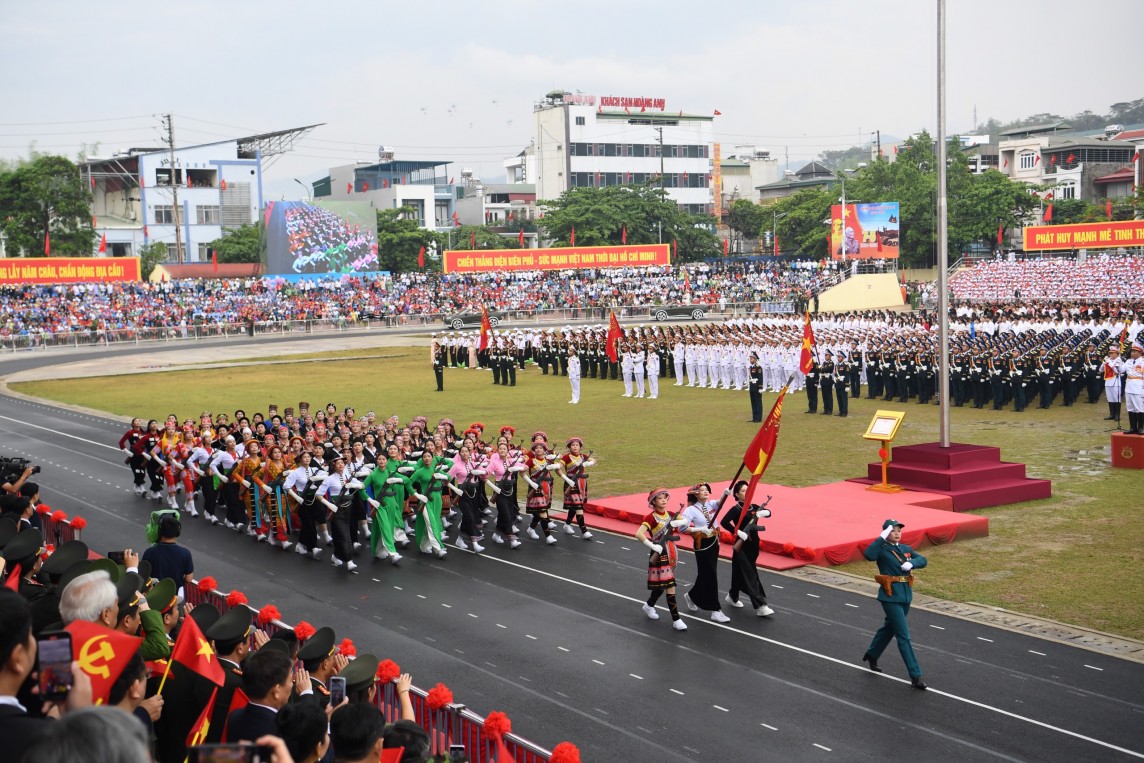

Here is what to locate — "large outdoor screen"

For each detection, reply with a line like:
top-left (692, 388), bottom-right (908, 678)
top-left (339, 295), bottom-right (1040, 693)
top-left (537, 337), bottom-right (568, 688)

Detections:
top-left (263, 199), bottom-right (378, 276)
top-left (830, 202), bottom-right (900, 260)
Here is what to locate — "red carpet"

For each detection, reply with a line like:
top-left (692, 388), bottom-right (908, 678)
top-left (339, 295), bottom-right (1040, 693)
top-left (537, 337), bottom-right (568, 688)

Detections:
top-left (584, 480), bottom-right (988, 570)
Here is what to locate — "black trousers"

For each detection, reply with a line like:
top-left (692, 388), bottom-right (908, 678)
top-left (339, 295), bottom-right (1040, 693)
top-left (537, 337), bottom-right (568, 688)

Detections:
top-left (297, 500), bottom-right (320, 551)
top-left (459, 493), bottom-right (482, 538)
top-left (728, 543), bottom-right (768, 608)
top-left (330, 502), bottom-right (356, 562)
top-left (821, 381), bottom-right (834, 414)
top-left (749, 388), bottom-right (763, 421)
top-left (223, 482), bottom-right (244, 525)
top-left (836, 384), bottom-right (848, 415)
top-left (433, 365), bottom-right (443, 391)
top-left (805, 380), bottom-right (818, 412)
top-left (495, 488), bottom-right (518, 535)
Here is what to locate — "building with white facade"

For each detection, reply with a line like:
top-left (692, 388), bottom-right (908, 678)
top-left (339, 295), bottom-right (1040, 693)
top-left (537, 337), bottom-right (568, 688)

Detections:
top-left (84, 125), bottom-right (316, 262)
top-left (531, 90), bottom-right (716, 215)
top-left (313, 157), bottom-right (457, 230)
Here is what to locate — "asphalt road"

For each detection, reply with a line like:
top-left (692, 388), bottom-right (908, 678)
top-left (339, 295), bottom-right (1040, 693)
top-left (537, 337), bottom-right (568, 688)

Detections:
top-left (2, 340), bottom-right (1143, 761)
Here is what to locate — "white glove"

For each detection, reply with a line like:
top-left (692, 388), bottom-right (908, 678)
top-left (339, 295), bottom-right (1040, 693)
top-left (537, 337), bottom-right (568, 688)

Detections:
top-left (756, 508), bottom-right (771, 519)
top-left (433, 472), bottom-right (449, 481)
top-left (723, 488), bottom-right (732, 497)
top-left (287, 489), bottom-right (302, 503)
top-left (486, 480), bottom-right (502, 495)
top-left (447, 483), bottom-right (463, 496)
top-left (643, 540), bottom-right (664, 555)
top-left (524, 476), bottom-right (540, 490)
top-left (320, 498), bottom-right (337, 512)
top-left (410, 451), bottom-right (424, 458)
top-left (900, 561), bottom-right (913, 572)
top-left (355, 468), bottom-right (371, 478)
top-left (398, 466), bottom-right (414, 473)
top-left (472, 468), bottom-right (486, 476)
top-left (191, 464), bottom-right (204, 476)
top-left (545, 464), bottom-right (561, 471)
top-left (309, 475), bottom-right (325, 483)
top-left (508, 464), bottom-right (526, 472)
top-left (669, 518), bottom-right (689, 529)
top-left (121, 447), bottom-right (131, 456)
top-left (240, 478), bottom-right (251, 488)
top-left (561, 474), bottom-right (575, 487)
top-left (737, 530), bottom-right (749, 541)
top-left (142, 452), bottom-right (152, 460)
top-left (414, 493), bottom-right (429, 503)
top-left (215, 474), bottom-right (228, 483)
top-left (545, 454), bottom-right (557, 461)
top-left (367, 498), bottom-right (380, 509)
top-left (386, 477), bottom-right (402, 485)
top-left (154, 456), bottom-right (167, 467)
top-left (346, 479), bottom-right (364, 490)
top-left (583, 459), bottom-right (596, 467)
top-left (879, 525), bottom-right (893, 540)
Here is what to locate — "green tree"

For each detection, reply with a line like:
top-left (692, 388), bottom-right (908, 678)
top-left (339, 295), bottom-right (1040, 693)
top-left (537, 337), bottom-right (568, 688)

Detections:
top-left (206, 224), bottom-right (262, 264)
top-left (727, 198), bottom-right (768, 240)
top-left (770, 187), bottom-right (835, 258)
top-left (538, 184), bottom-right (718, 261)
top-left (376, 208), bottom-right (443, 273)
top-left (0, 154), bottom-right (94, 256)
top-left (447, 224), bottom-right (524, 251)
top-left (137, 241), bottom-right (168, 281)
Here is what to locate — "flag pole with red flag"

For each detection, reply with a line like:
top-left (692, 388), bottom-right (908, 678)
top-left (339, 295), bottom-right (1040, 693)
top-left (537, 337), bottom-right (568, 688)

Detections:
top-left (98, 233), bottom-right (107, 254)
top-left (417, 246), bottom-right (425, 269)
top-left (44, 232), bottom-right (51, 256)
top-left (799, 312), bottom-right (816, 374)
top-left (479, 307), bottom-right (491, 352)
top-left (605, 310), bottom-right (622, 363)
top-left (570, 225), bottom-right (576, 247)
top-left (734, 380), bottom-right (792, 532)
top-left (621, 223), bottom-right (627, 244)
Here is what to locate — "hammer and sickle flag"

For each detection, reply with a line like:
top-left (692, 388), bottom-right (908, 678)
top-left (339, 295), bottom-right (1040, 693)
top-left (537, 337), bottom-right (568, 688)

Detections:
top-left (64, 620), bottom-right (142, 705)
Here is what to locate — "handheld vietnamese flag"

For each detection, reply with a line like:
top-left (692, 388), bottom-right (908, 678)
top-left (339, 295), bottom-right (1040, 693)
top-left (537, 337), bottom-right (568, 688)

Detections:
top-left (98, 233), bottom-right (107, 254)
top-left (605, 310), bottom-right (623, 363)
top-left (164, 607), bottom-right (224, 690)
top-left (186, 687), bottom-right (218, 749)
top-left (799, 312), bottom-right (816, 374)
top-left (64, 620), bottom-right (142, 705)
top-left (479, 307), bottom-right (491, 351)
top-left (418, 246), bottom-right (425, 268)
top-left (219, 687), bottom-right (250, 742)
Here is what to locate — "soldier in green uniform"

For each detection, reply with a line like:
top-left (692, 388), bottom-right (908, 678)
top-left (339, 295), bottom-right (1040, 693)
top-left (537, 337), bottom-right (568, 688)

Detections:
top-left (861, 519), bottom-right (927, 690)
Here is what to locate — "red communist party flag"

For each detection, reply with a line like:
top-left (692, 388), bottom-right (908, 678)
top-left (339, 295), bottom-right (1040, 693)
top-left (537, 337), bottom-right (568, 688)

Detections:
top-left (64, 620), bottom-right (142, 705)
top-left (98, 233), bottom-right (107, 254)
top-left (605, 310), bottom-right (623, 363)
top-left (799, 312), bottom-right (815, 374)
top-left (479, 307), bottom-right (491, 351)
top-left (418, 246), bottom-right (425, 268)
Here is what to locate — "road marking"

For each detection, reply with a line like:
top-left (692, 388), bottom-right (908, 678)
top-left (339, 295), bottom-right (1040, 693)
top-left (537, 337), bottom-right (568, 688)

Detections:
top-left (557, 646), bottom-right (570, 652)
top-left (683, 747), bottom-right (701, 755)
top-left (594, 708), bottom-right (609, 715)
top-left (630, 674), bottom-right (643, 680)
top-left (441, 603), bottom-right (452, 608)
top-left (484, 662), bottom-right (497, 668)
top-left (468, 613), bottom-right (478, 619)
top-left (761, 723), bottom-right (777, 731)
top-left (806, 593), bottom-right (820, 598)
top-left (416, 594), bottom-right (426, 599)
top-left (813, 743), bottom-right (832, 752)
top-left (844, 603), bottom-right (859, 608)
top-left (670, 688), bottom-right (684, 695)
top-left (1084, 665), bottom-right (1103, 672)
top-left (930, 625), bottom-right (945, 630)
top-left (0, 414), bottom-right (120, 452)
top-left (371, 578), bottom-right (380, 582)
top-left (1029, 650), bottom-right (1046, 656)
top-left (977, 637), bottom-right (993, 643)
top-left (496, 624), bottom-right (507, 629)
top-left (393, 586), bottom-right (403, 590)
top-left (771, 584), bottom-right (783, 589)
top-left (592, 659), bottom-right (605, 666)
top-left (526, 634), bottom-right (537, 640)
top-left (473, 551), bottom-right (1144, 759)
top-left (713, 705), bottom-right (729, 712)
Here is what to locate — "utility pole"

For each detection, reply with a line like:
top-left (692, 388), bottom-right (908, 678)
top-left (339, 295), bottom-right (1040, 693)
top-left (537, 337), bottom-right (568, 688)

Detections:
top-left (876, 130), bottom-right (881, 158)
top-left (161, 113), bottom-right (183, 263)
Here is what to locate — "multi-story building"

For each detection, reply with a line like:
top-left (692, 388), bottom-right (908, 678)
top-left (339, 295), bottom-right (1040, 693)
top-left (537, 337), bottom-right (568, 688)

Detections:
top-left (312, 155), bottom-right (458, 230)
top-left (530, 90), bottom-right (716, 215)
top-left (997, 121), bottom-right (1136, 201)
top-left (719, 147), bottom-right (783, 204)
top-left (84, 125), bottom-right (315, 262)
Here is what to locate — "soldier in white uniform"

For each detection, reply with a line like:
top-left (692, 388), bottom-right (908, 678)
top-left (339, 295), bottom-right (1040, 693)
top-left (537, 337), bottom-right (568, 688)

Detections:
top-left (1124, 342), bottom-right (1144, 434)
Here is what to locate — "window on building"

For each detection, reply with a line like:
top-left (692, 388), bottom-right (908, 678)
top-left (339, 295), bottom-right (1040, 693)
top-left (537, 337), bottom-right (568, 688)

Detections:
top-left (435, 201), bottom-right (451, 227)
top-left (196, 205), bottom-right (220, 224)
top-left (1019, 152), bottom-right (1036, 170)
top-left (197, 243), bottom-right (212, 260)
top-left (165, 244), bottom-right (179, 260)
top-left (575, 116), bottom-right (585, 126)
top-left (154, 205), bottom-right (178, 224)
top-left (1059, 183), bottom-right (1076, 200)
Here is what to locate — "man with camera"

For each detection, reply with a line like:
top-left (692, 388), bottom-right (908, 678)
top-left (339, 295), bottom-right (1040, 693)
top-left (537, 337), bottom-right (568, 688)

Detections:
top-left (1, 460), bottom-right (39, 497)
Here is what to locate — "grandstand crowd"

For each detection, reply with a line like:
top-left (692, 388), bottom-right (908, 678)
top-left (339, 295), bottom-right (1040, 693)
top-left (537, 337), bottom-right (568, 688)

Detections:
top-left (949, 254), bottom-right (1144, 301)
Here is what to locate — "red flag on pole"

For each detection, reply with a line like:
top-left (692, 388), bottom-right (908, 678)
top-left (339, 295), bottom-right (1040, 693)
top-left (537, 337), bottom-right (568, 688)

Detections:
top-left (90, 175), bottom-right (96, 190)
top-left (672, 238), bottom-right (678, 261)
top-left (453, 212), bottom-right (460, 227)
top-left (186, 687), bottom-right (218, 749)
top-left (1107, 199), bottom-right (1113, 220)
top-left (168, 610), bottom-right (225, 686)
top-left (799, 312), bottom-right (815, 374)
top-left (92, 214), bottom-right (98, 227)
top-left (479, 307), bottom-right (491, 351)
top-left (219, 179), bottom-right (227, 191)
top-left (99, 233), bottom-right (107, 254)
top-left (470, 230), bottom-right (476, 248)
top-left (621, 224), bottom-right (627, 244)
top-left (722, 238), bottom-right (729, 256)
top-left (363, 182), bottom-right (370, 192)
top-left (518, 227), bottom-right (524, 246)
top-left (713, 109), bottom-right (722, 116)
top-left (44, 232), bottom-right (50, 255)
top-left (997, 222), bottom-right (1004, 246)
top-left (347, 182), bottom-right (353, 194)
top-left (570, 226), bottom-right (575, 247)
top-left (741, 383), bottom-right (790, 477)
top-left (418, 246), bottom-right (425, 268)
top-left (219, 688), bottom-right (250, 742)
top-left (773, 233), bottom-right (779, 256)
top-left (1044, 204), bottom-right (1053, 223)
top-left (605, 310), bottom-right (623, 363)
top-left (143, 225), bottom-right (149, 239)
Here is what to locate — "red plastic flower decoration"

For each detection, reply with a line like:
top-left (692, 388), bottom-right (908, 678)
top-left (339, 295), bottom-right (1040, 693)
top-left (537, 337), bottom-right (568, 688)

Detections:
top-left (338, 637), bottom-right (356, 657)
top-left (50, 510), bottom-right (68, 523)
top-left (782, 542), bottom-right (795, 554)
top-left (550, 742), bottom-right (581, 763)
top-left (483, 711), bottom-right (511, 739)
top-left (197, 576), bottom-right (218, 594)
top-left (41, 544), bottom-right (56, 560)
top-left (375, 659), bottom-right (400, 684)
top-left (70, 516), bottom-right (87, 530)
top-left (36, 504), bottom-right (52, 515)
top-left (257, 605), bottom-right (281, 625)
top-left (294, 621), bottom-right (316, 641)
top-left (226, 590), bottom-right (248, 607)
top-left (426, 683), bottom-right (454, 710)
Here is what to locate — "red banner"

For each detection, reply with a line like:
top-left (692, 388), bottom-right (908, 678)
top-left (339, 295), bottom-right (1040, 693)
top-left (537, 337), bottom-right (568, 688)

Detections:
top-left (442, 244), bottom-right (669, 274)
top-left (0, 257), bottom-right (141, 285)
top-left (1023, 220), bottom-right (1144, 251)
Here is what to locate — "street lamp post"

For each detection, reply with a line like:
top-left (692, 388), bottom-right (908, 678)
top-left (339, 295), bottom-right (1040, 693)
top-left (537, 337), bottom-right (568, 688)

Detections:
top-left (293, 179), bottom-right (312, 202)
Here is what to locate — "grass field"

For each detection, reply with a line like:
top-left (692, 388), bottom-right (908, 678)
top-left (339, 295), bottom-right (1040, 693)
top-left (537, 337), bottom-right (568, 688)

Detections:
top-left (13, 348), bottom-right (1144, 640)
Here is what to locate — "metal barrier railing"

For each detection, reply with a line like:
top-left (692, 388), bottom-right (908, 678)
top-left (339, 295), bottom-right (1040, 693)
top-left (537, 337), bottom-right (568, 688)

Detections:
top-left (182, 579), bottom-right (554, 762)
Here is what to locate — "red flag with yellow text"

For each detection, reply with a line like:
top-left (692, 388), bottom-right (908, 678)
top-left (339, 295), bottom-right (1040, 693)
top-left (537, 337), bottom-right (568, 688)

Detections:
top-left (64, 620), bottom-right (141, 705)
top-left (605, 310), bottom-right (623, 363)
top-left (479, 307), bottom-right (491, 351)
top-left (799, 312), bottom-right (816, 374)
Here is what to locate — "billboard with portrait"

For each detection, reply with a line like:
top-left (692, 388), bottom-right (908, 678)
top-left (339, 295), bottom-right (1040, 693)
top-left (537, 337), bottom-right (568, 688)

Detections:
top-left (263, 199), bottom-right (378, 276)
top-left (830, 202), bottom-right (900, 259)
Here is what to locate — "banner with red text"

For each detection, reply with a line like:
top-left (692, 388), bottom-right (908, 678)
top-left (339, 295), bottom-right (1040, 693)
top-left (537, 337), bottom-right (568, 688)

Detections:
top-left (1023, 220), bottom-right (1144, 251)
top-left (442, 244), bottom-right (670, 274)
top-left (0, 257), bottom-right (141, 285)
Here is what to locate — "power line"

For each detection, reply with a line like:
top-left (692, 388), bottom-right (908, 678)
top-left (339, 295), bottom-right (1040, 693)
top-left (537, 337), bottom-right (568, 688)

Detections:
top-left (0, 115), bottom-right (155, 127)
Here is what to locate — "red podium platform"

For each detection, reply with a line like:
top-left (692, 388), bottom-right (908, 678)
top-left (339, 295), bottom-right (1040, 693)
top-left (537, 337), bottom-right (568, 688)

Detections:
top-left (583, 480), bottom-right (988, 569)
top-left (848, 442), bottom-right (1052, 512)
top-left (1111, 433), bottom-right (1144, 469)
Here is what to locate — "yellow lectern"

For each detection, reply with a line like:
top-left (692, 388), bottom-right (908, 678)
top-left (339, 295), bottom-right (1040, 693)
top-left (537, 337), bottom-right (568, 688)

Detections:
top-left (862, 410), bottom-right (906, 493)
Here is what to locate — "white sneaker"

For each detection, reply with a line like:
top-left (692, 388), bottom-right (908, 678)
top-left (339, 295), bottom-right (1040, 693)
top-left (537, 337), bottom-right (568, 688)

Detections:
top-left (134, 485), bottom-right (146, 495)
top-left (281, 541), bottom-right (293, 552)
top-left (390, 553), bottom-right (402, 565)
top-left (208, 515), bottom-right (219, 525)
top-left (545, 535), bottom-right (558, 545)
top-left (187, 506), bottom-right (199, 518)
top-left (492, 533), bottom-right (504, 544)
top-left (527, 527), bottom-right (540, 540)
top-left (353, 542), bottom-right (362, 551)
top-left (435, 547), bottom-right (447, 558)
top-left (622, 393), bottom-right (631, 397)
top-left (332, 557), bottom-right (344, 568)
top-left (547, 521), bottom-right (557, 530)
top-left (311, 548), bottom-right (322, 560)
top-left (564, 524), bottom-right (575, 535)
top-left (510, 538), bottom-right (521, 549)
top-left (256, 534), bottom-right (268, 543)
top-left (375, 548), bottom-right (389, 560)
top-left (167, 496), bottom-right (179, 509)
top-left (650, 395), bottom-right (657, 399)
top-left (724, 594), bottom-right (744, 609)
top-left (235, 523), bottom-right (246, 533)
top-left (322, 534), bottom-right (333, 545)
top-left (710, 611), bottom-right (731, 623)
top-left (224, 520), bottom-right (236, 530)
top-left (683, 593), bottom-right (698, 612)
top-left (581, 531), bottom-right (593, 540)
top-left (636, 394), bottom-right (645, 399)
top-left (756, 605), bottom-right (775, 617)
top-left (471, 541), bottom-right (485, 553)
top-left (346, 560), bottom-right (358, 572)
top-left (511, 525), bottom-right (520, 534)
top-left (360, 526), bottom-right (371, 538)
top-left (672, 619), bottom-right (688, 631)
top-left (455, 537), bottom-right (469, 550)
top-left (267, 536), bottom-right (278, 547)
top-left (296, 544), bottom-right (309, 556)
top-left (642, 603), bottom-right (660, 620)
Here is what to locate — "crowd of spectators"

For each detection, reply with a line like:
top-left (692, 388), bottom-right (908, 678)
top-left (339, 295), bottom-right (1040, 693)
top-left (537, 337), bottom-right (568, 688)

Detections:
top-left (0, 261), bottom-right (846, 339)
top-left (950, 254), bottom-right (1144, 302)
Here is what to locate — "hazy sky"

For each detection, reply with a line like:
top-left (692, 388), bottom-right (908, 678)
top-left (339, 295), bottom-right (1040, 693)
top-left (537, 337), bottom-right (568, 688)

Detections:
top-left (2, 0), bottom-right (1138, 201)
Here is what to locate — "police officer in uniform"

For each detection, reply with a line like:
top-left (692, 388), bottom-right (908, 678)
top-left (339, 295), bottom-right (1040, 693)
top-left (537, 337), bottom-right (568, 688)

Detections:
top-left (748, 352), bottom-right (764, 422)
top-left (819, 350), bottom-right (835, 416)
